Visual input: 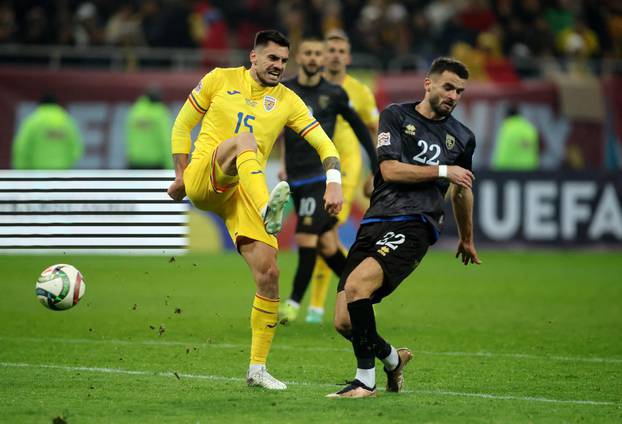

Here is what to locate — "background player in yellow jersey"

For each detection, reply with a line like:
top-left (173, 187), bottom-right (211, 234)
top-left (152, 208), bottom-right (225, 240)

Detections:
top-left (304, 29), bottom-right (380, 324)
top-left (166, 30), bottom-right (343, 390)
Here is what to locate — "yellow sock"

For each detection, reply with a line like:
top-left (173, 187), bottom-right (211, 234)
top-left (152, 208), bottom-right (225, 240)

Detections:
top-left (236, 150), bottom-right (269, 213)
top-left (250, 294), bottom-right (279, 365)
top-left (309, 256), bottom-right (331, 310)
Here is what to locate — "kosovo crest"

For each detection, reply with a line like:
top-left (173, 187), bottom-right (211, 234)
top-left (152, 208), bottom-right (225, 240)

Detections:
top-left (445, 133), bottom-right (456, 150)
top-left (264, 95), bottom-right (277, 112)
top-left (318, 95), bottom-right (330, 110)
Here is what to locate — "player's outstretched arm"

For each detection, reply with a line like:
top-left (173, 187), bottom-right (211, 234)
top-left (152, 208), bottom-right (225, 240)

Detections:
top-left (301, 124), bottom-right (344, 215)
top-left (450, 184), bottom-right (481, 266)
top-left (339, 102), bottom-right (378, 172)
top-left (322, 156), bottom-right (343, 216)
top-left (167, 99), bottom-right (202, 201)
top-left (167, 153), bottom-right (188, 201)
top-left (381, 161), bottom-right (474, 188)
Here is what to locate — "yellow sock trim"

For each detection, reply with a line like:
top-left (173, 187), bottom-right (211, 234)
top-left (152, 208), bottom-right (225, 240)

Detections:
top-left (236, 150), bottom-right (269, 213)
top-left (250, 294), bottom-right (279, 365)
top-left (309, 256), bottom-right (331, 309)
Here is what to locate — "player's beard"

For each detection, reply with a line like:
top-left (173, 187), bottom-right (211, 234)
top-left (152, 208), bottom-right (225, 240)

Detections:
top-left (302, 63), bottom-right (321, 78)
top-left (430, 93), bottom-right (455, 117)
top-left (326, 61), bottom-right (341, 76)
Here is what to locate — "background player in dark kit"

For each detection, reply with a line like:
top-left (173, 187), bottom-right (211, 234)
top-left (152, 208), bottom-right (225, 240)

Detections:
top-left (279, 35), bottom-right (377, 323)
top-left (328, 57), bottom-right (481, 398)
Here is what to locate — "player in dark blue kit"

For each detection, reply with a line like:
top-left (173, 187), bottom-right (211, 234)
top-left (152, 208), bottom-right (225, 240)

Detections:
top-left (279, 35), bottom-right (377, 323)
top-left (327, 57), bottom-right (481, 398)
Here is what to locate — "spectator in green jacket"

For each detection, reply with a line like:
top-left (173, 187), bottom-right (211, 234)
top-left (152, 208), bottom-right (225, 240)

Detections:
top-left (492, 105), bottom-right (539, 170)
top-left (12, 94), bottom-right (83, 169)
top-left (126, 88), bottom-right (173, 169)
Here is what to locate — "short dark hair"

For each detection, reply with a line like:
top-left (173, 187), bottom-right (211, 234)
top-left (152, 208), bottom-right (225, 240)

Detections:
top-left (300, 32), bottom-right (323, 44)
top-left (428, 57), bottom-right (469, 79)
top-left (254, 30), bottom-right (290, 49)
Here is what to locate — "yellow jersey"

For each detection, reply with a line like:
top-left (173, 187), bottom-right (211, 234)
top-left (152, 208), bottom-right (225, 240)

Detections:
top-left (332, 74), bottom-right (379, 181)
top-left (172, 66), bottom-right (336, 167)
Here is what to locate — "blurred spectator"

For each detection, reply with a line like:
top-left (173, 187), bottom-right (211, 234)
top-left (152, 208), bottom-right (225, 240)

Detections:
top-left (557, 18), bottom-right (600, 58)
top-left (458, 0), bottom-right (496, 36)
top-left (74, 2), bottom-right (105, 46)
top-left (105, 4), bottom-right (144, 46)
top-left (56, 0), bottom-right (75, 45)
top-left (140, 0), bottom-right (163, 47)
top-left (190, 1), bottom-right (229, 52)
top-left (0, 1), bottom-right (17, 43)
top-left (125, 88), bottom-right (172, 170)
top-left (0, 0), bottom-right (620, 70)
top-left (22, 5), bottom-right (50, 44)
top-left (492, 105), bottom-right (539, 170)
top-left (582, 0), bottom-right (613, 56)
top-left (450, 41), bottom-right (487, 80)
top-left (277, 1), bottom-right (312, 53)
top-left (154, 2), bottom-right (194, 48)
top-left (544, 0), bottom-right (574, 37)
top-left (610, 4), bottom-right (622, 58)
top-left (320, 0), bottom-right (343, 34)
top-left (12, 94), bottom-right (83, 170)
top-left (477, 30), bottom-right (519, 82)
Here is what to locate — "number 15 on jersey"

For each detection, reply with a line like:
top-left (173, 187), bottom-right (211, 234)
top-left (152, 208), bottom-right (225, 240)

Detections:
top-left (235, 112), bottom-right (255, 134)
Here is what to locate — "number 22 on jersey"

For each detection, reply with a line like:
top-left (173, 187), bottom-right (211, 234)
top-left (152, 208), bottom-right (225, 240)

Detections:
top-left (413, 139), bottom-right (440, 165)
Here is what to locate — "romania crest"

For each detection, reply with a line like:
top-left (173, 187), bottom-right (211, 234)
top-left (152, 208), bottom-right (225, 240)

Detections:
top-left (264, 96), bottom-right (277, 112)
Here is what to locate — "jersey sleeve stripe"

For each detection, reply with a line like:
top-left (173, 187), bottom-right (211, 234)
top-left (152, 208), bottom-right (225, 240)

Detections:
top-left (299, 120), bottom-right (320, 137)
top-left (188, 93), bottom-right (207, 113)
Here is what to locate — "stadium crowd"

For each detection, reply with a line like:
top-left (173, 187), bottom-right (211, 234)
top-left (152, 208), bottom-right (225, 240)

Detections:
top-left (1, 0), bottom-right (621, 76)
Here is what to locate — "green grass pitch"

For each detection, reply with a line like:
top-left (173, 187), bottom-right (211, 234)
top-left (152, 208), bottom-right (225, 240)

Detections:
top-left (1, 251), bottom-right (621, 423)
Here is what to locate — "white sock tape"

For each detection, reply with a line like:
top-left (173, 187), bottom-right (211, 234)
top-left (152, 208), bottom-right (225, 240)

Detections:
top-left (438, 165), bottom-right (448, 178)
top-left (326, 169), bottom-right (342, 184)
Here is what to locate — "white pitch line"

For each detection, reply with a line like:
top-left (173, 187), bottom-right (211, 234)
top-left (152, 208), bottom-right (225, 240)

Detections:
top-left (0, 361), bottom-right (618, 407)
top-left (416, 350), bottom-right (622, 364)
top-left (2, 336), bottom-right (621, 364)
top-left (415, 389), bottom-right (619, 407)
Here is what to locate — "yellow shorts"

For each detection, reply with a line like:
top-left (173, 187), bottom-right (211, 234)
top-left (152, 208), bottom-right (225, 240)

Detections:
top-left (337, 159), bottom-right (362, 224)
top-left (183, 147), bottom-right (278, 250)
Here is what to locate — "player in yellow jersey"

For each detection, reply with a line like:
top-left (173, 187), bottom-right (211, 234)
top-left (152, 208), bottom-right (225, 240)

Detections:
top-left (303, 29), bottom-right (379, 324)
top-left (166, 30), bottom-right (343, 390)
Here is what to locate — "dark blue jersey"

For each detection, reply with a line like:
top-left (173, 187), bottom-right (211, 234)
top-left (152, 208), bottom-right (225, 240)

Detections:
top-left (282, 77), bottom-right (376, 183)
top-left (364, 102), bottom-right (476, 231)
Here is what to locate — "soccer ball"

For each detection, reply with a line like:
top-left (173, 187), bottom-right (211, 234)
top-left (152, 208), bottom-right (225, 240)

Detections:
top-left (35, 264), bottom-right (86, 310)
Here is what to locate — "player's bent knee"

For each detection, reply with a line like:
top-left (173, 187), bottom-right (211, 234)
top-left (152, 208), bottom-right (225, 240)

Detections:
top-left (258, 263), bottom-right (279, 282)
top-left (343, 280), bottom-right (372, 302)
top-left (334, 318), bottom-right (351, 337)
top-left (318, 241), bottom-right (338, 258)
top-left (255, 263), bottom-right (280, 293)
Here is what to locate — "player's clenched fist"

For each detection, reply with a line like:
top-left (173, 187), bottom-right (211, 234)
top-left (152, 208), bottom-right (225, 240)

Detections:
top-left (167, 179), bottom-right (186, 201)
top-left (324, 182), bottom-right (343, 216)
